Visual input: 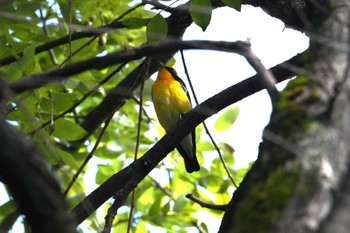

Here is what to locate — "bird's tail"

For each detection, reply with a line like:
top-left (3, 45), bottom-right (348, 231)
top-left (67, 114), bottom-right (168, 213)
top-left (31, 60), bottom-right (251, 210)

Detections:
top-left (176, 133), bottom-right (200, 173)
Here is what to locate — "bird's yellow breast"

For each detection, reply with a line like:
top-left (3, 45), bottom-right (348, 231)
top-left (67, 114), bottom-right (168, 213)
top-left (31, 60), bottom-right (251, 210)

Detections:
top-left (152, 69), bottom-right (191, 130)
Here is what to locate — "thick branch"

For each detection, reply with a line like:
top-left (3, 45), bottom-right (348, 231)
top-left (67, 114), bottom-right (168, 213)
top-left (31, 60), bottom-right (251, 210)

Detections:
top-left (0, 121), bottom-right (76, 233)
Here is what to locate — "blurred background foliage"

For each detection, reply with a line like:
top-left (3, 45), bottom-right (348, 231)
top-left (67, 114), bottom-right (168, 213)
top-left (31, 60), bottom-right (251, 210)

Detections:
top-left (0, 0), bottom-right (247, 232)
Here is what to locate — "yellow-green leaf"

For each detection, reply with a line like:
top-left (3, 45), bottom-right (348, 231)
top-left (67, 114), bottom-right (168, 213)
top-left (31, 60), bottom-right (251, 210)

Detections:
top-left (214, 105), bottom-right (240, 132)
top-left (190, 0), bottom-right (212, 31)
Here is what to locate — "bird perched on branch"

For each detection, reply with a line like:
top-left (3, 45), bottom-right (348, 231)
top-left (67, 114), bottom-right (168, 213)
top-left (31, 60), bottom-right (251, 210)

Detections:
top-left (151, 63), bottom-right (200, 173)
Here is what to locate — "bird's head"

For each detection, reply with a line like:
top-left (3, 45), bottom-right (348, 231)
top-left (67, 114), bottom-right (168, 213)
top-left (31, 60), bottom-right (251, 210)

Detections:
top-left (157, 62), bottom-right (178, 81)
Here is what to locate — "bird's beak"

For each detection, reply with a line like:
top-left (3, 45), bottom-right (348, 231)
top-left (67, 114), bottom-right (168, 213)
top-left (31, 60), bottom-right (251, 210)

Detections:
top-left (158, 61), bottom-right (165, 68)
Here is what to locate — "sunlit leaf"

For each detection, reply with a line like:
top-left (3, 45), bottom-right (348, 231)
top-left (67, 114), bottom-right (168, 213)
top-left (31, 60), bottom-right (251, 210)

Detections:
top-left (135, 221), bottom-right (148, 233)
top-left (95, 164), bottom-right (113, 184)
top-left (214, 105), bottom-right (240, 132)
top-left (165, 57), bottom-right (176, 67)
top-left (173, 195), bottom-right (188, 212)
top-left (190, 0), bottom-right (212, 31)
top-left (51, 118), bottom-right (87, 140)
top-left (138, 185), bottom-right (155, 207)
top-left (149, 197), bottom-right (162, 216)
top-left (197, 140), bottom-right (215, 151)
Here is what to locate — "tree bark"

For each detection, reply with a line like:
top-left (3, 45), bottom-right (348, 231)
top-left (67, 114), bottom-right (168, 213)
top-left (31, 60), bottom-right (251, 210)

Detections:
top-left (219, 1), bottom-right (350, 232)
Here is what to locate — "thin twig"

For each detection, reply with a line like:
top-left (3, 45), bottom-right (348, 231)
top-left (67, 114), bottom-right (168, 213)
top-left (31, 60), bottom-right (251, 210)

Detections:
top-left (130, 96), bottom-right (153, 124)
top-left (143, 0), bottom-right (179, 14)
top-left (185, 194), bottom-right (227, 211)
top-left (39, 7), bottom-right (58, 65)
top-left (59, 36), bottom-right (98, 67)
top-left (111, 2), bottom-right (145, 25)
top-left (148, 175), bottom-right (174, 198)
top-left (180, 50), bottom-right (238, 188)
top-left (243, 44), bottom-right (279, 103)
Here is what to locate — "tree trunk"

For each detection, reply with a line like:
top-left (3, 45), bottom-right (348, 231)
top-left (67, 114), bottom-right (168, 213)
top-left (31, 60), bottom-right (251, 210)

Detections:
top-left (219, 1), bottom-right (350, 232)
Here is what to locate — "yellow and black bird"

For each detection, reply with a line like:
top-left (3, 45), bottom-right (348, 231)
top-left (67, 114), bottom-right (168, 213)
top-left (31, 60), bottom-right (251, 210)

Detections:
top-left (151, 64), bottom-right (200, 173)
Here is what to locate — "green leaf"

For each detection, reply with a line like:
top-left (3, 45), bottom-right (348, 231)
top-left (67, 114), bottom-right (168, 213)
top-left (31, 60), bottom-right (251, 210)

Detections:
top-left (95, 164), bottom-right (113, 184)
top-left (162, 202), bottom-right (170, 214)
top-left (149, 197), bottom-right (162, 216)
top-left (51, 118), bottom-right (87, 140)
top-left (0, 200), bottom-right (17, 216)
top-left (173, 195), bottom-right (188, 212)
top-left (190, 0), bottom-right (212, 31)
top-left (7, 62), bottom-right (22, 81)
top-left (39, 92), bottom-right (78, 115)
top-left (122, 17), bottom-right (149, 29)
top-left (214, 105), bottom-right (240, 132)
top-left (94, 146), bottom-right (123, 159)
top-left (146, 14), bottom-right (168, 43)
top-left (56, 147), bottom-right (79, 169)
top-left (197, 140), bottom-right (215, 151)
top-left (20, 44), bottom-right (36, 74)
top-left (221, 0), bottom-right (242, 11)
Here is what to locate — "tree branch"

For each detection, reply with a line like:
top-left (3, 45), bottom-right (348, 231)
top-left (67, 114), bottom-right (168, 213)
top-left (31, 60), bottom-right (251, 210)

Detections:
top-left (185, 194), bottom-right (227, 211)
top-left (8, 40), bottom-right (251, 94)
top-left (243, 45), bottom-right (279, 103)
